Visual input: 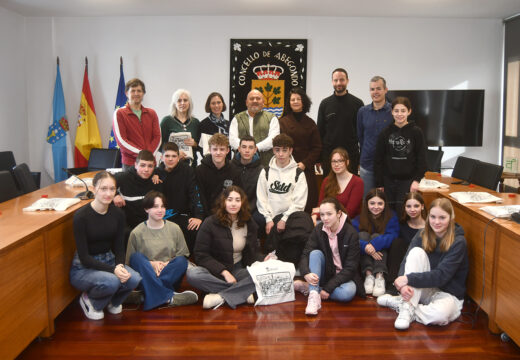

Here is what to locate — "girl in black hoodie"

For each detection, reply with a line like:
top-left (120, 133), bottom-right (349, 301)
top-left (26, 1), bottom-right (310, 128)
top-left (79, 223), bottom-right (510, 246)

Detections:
top-left (374, 97), bottom-right (427, 213)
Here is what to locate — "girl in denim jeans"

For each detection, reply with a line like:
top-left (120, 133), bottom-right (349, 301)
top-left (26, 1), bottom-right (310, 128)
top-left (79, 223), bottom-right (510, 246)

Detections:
top-left (70, 171), bottom-right (141, 320)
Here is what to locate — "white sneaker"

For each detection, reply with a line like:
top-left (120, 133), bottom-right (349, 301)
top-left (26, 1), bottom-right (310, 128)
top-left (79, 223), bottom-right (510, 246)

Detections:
top-left (79, 292), bottom-right (104, 320)
top-left (377, 294), bottom-right (402, 311)
top-left (372, 274), bottom-right (386, 297)
top-left (305, 291), bottom-right (322, 316)
top-left (203, 293), bottom-right (225, 309)
top-left (364, 274), bottom-right (375, 294)
top-left (107, 303), bottom-right (122, 314)
top-left (246, 294), bottom-right (255, 304)
top-left (395, 302), bottom-right (415, 330)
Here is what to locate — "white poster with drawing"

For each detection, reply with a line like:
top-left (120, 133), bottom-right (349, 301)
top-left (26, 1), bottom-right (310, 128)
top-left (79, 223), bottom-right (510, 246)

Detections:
top-left (247, 259), bottom-right (295, 306)
top-left (168, 131), bottom-right (193, 160)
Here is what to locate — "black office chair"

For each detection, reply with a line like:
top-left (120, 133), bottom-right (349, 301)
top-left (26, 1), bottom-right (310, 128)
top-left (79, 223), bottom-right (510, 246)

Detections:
top-left (426, 149), bottom-right (444, 173)
top-left (68, 148), bottom-right (122, 175)
top-left (0, 151), bottom-right (16, 171)
top-left (12, 163), bottom-right (39, 194)
top-left (1, 150), bottom-right (41, 188)
top-left (472, 161), bottom-right (504, 191)
top-left (451, 156), bottom-right (479, 183)
top-left (0, 170), bottom-right (21, 203)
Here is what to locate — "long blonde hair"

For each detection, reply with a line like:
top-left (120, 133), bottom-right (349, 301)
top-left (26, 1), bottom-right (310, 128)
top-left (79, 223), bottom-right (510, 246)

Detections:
top-left (421, 198), bottom-right (455, 253)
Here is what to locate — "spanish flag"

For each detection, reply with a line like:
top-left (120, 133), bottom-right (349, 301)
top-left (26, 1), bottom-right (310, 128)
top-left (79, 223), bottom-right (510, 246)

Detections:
top-left (74, 63), bottom-right (102, 167)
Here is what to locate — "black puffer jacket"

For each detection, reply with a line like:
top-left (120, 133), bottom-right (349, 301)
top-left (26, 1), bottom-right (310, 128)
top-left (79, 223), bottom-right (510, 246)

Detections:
top-left (194, 215), bottom-right (259, 278)
top-left (299, 216), bottom-right (365, 297)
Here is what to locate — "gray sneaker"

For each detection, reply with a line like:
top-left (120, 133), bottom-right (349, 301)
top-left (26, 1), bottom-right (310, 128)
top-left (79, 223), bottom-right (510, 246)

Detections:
top-left (124, 289), bottom-right (143, 305)
top-left (168, 290), bottom-right (198, 307)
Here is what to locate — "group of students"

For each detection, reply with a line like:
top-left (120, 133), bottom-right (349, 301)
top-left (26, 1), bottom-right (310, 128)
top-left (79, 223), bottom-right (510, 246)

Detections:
top-left (69, 85), bottom-right (468, 331)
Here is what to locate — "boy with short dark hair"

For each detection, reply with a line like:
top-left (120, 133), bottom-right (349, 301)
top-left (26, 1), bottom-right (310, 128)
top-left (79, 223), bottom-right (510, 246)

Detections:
top-left (157, 142), bottom-right (203, 253)
top-left (196, 133), bottom-right (242, 214)
top-left (232, 136), bottom-right (263, 223)
top-left (114, 150), bottom-right (162, 233)
top-left (256, 134), bottom-right (313, 265)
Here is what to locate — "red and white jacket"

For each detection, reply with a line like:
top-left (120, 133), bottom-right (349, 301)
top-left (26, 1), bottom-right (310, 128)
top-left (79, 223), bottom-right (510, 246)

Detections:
top-left (113, 103), bottom-right (161, 166)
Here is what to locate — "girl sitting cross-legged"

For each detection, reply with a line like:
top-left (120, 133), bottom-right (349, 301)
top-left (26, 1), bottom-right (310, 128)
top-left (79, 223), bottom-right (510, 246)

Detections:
top-left (126, 190), bottom-right (198, 311)
top-left (295, 197), bottom-right (363, 316)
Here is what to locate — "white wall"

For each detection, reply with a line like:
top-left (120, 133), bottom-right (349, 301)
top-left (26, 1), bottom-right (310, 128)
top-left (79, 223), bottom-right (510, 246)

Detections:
top-left (0, 7), bottom-right (27, 164)
top-left (6, 14), bottom-right (504, 185)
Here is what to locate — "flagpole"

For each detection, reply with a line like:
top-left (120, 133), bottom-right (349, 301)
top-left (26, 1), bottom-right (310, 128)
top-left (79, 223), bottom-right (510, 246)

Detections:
top-left (57, 56), bottom-right (59, 66)
top-left (85, 56), bottom-right (88, 74)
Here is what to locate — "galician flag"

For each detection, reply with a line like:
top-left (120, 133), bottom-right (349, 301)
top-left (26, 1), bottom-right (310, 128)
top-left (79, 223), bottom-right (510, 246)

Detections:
top-left (108, 61), bottom-right (127, 149)
top-left (74, 63), bottom-right (102, 167)
top-left (45, 62), bottom-right (73, 182)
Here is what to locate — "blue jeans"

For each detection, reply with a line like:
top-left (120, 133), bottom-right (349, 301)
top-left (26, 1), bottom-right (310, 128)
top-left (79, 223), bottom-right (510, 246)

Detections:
top-left (359, 167), bottom-right (375, 200)
top-left (308, 250), bottom-right (356, 302)
top-left (70, 252), bottom-right (142, 311)
top-left (130, 252), bottom-right (188, 311)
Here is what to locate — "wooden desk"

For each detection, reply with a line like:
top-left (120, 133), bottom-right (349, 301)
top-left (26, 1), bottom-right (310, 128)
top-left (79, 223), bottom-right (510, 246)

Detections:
top-left (0, 175), bottom-right (94, 359)
top-left (420, 172), bottom-right (520, 343)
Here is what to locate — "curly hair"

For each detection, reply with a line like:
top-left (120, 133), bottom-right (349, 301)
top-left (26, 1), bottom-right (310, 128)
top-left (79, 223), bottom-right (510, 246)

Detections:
top-left (214, 185), bottom-right (251, 228)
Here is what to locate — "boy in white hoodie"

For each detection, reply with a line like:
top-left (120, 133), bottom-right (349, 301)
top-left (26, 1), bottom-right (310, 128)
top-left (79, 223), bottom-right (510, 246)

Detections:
top-left (257, 134), bottom-right (313, 265)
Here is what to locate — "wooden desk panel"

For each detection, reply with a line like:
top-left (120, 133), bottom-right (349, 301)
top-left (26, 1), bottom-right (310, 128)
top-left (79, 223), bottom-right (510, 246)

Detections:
top-left (449, 199), bottom-right (497, 317)
top-left (0, 173), bottom-right (95, 359)
top-left (0, 235), bottom-right (48, 360)
top-left (494, 230), bottom-right (520, 342)
top-left (421, 172), bottom-right (520, 341)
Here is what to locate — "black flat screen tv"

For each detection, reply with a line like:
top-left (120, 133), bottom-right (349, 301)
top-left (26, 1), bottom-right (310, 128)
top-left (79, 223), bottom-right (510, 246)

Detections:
top-left (386, 90), bottom-right (484, 147)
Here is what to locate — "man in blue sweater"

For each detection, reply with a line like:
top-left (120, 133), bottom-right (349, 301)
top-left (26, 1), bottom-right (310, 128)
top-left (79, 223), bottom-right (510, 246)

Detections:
top-left (357, 76), bottom-right (393, 198)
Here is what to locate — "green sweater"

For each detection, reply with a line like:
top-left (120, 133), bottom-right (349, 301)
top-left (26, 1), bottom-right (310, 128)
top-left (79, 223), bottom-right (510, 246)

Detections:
top-left (160, 115), bottom-right (200, 165)
top-left (125, 221), bottom-right (190, 264)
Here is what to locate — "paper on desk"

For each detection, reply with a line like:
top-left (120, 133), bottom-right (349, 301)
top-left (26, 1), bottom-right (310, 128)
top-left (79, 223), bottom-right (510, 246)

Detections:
top-left (480, 205), bottom-right (520, 218)
top-left (449, 192), bottom-right (503, 204)
top-left (65, 176), bottom-right (93, 187)
top-left (23, 198), bottom-right (81, 212)
top-left (418, 178), bottom-right (450, 189)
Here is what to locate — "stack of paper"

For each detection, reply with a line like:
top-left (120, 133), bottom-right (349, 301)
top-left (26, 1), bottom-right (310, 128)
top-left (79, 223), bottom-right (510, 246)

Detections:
top-left (23, 198), bottom-right (81, 212)
top-left (449, 192), bottom-right (503, 204)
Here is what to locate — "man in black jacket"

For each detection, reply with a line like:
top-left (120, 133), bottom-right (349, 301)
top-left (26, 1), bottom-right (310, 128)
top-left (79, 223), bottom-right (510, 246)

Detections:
top-left (317, 68), bottom-right (364, 175)
top-left (158, 142), bottom-right (203, 253)
top-left (114, 150), bottom-right (162, 240)
top-left (196, 133), bottom-right (242, 214)
top-left (231, 135), bottom-right (264, 230)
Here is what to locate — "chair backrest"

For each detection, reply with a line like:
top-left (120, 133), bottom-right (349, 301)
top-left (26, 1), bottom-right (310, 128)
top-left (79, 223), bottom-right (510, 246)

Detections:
top-left (0, 170), bottom-right (21, 203)
top-left (451, 156), bottom-right (478, 182)
top-left (88, 148), bottom-right (121, 170)
top-left (426, 149), bottom-right (444, 173)
top-left (472, 161), bottom-right (504, 191)
top-left (12, 163), bottom-right (38, 194)
top-left (0, 151), bottom-right (16, 172)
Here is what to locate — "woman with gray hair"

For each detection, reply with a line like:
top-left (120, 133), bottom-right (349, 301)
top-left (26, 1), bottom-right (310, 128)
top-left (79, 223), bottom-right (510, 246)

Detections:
top-left (161, 89), bottom-right (200, 167)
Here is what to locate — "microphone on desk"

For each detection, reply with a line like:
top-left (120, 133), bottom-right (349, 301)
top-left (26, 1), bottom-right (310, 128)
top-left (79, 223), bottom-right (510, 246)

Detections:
top-left (511, 212), bottom-right (520, 224)
top-left (62, 168), bottom-right (94, 200)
